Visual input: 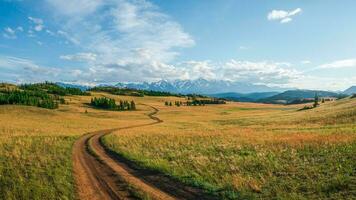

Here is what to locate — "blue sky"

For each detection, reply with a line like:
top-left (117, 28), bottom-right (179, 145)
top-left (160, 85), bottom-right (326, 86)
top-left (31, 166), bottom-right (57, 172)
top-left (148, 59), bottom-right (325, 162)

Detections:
top-left (0, 0), bottom-right (355, 90)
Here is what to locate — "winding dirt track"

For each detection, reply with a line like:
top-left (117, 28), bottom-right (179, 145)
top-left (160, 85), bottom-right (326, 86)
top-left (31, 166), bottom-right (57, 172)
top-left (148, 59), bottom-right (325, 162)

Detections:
top-left (73, 105), bottom-right (216, 200)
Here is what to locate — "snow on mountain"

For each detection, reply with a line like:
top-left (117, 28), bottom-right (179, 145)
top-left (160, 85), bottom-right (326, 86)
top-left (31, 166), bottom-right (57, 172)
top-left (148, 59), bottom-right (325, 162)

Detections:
top-left (115, 79), bottom-right (290, 94)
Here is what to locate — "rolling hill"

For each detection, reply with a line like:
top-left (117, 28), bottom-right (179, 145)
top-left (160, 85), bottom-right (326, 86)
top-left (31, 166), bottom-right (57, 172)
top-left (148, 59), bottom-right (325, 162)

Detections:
top-left (259, 90), bottom-right (343, 104)
top-left (209, 92), bottom-right (279, 102)
top-left (343, 86), bottom-right (356, 95)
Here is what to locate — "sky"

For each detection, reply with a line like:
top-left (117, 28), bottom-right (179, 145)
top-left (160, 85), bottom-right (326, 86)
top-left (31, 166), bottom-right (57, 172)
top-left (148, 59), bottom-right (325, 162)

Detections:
top-left (0, 0), bottom-right (355, 91)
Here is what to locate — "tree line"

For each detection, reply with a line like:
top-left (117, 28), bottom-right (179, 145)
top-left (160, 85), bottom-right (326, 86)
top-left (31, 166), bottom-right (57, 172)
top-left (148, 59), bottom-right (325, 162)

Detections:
top-left (0, 82), bottom-right (92, 109)
top-left (165, 98), bottom-right (226, 107)
top-left (90, 97), bottom-right (136, 111)
top-left (20, 82), bottom-right (90, 96)
top-left (0, 89), bottom-right (60, 109)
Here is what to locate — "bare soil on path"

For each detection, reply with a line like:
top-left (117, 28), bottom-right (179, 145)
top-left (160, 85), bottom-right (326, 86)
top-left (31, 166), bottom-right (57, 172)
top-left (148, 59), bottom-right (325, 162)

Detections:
top-left (73, 105), bottom-right (216, 200)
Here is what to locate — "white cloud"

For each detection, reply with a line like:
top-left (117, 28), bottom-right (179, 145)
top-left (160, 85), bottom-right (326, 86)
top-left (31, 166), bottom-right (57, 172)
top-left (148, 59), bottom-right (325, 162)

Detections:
top-left (28, 16), bottom-right (44, 32)
top-left (0, 56), bottom-right (61, 83)
top-left (34, 25), bottom-right (44, 31)
top-left (28, 17), bottom-right (43, 24)
top-left (16, 26), bottom-right (24, 32)
top-left (180, 61), bottom-right (216, 80)
top-left (239, 46), bottom-right (249, 50)
top-left (5, 27), bottom-right (15, 34)
top-left (289, 8), bottom-right (302, 16)
top-left (219, 60), bottom-right (300, 84)
top-left (3, 27), bottom-right (17, 39)
top-left (280, 17), bottom-right (292, 24)
top-left (60, 53), bottom-right (97, 62)
top-left (301, 60), bottom-right (311, 64)
top-left (267, 8), bottom-right (302, 24)
top-left (171, 60), bottom-right (301, 85)
top-left (57, 30), bottom-right (80, 44)
top-left (45, 29), bottom-right (55, 36)
top-left (44, 0), bottom-right (194, 82)
top-left (318, 59), bottom-right (356, 69)
top-left (27, 29), bottom-right (35, 37)
top-left (288, 75), bottom-right (356, 91)
top-left (46, 0), bottom-right (103, 16)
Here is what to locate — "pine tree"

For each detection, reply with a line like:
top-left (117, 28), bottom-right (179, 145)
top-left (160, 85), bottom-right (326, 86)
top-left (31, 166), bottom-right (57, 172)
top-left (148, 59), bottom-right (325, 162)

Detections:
top-left (313, 92), bottom-right (319, 108)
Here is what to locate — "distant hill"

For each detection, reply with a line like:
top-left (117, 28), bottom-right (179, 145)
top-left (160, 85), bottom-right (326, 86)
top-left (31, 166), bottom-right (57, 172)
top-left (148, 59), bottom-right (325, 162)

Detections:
top-left (115, 79), bottom-right (291, 94)
top-left (209, 92), bottom-right (279, 102)
top-left (259, 90), bottom-right (343, 104)
top-left (343, 86), bottom-right (356, 95)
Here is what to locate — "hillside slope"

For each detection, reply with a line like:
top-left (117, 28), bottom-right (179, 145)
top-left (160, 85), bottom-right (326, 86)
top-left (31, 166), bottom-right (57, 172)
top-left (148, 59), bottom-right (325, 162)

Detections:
top-left (209, 92), bottom-right (279, 102)
top-left (343, 86), bottom-right (356, 95)
top-left (259, 90), bottom-right (341, 104)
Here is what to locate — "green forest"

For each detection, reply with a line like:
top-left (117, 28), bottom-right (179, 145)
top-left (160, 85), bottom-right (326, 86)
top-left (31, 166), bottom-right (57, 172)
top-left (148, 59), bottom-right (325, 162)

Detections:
top-left (165, 98), bottom-right (226, 107)
top-left (90, 97), bottom-right (136, 111)
top-left (0, 82), bottom-right (90, 109)
top-left (20, 82), bottom-right (90, 96)
top-left (0, 89), bottom-right (59, 109)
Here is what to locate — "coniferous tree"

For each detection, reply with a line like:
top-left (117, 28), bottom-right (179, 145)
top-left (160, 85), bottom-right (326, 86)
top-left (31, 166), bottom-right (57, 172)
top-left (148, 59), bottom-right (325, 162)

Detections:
top-left (313, 92), bottom-right (319, 108)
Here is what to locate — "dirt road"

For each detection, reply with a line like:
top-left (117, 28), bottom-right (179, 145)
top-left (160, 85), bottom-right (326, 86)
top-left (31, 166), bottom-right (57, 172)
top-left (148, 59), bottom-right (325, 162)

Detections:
top-left (73, 105), bottom-right (215, 200)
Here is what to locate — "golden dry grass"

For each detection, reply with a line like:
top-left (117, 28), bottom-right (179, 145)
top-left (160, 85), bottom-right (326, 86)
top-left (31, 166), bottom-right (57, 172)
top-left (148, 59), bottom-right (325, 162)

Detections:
top-left (0, 91), bottom-right (355, 199)
top-left (104, 97), bottom-right (356, 199)
top-left (0, 92), bottom-right (152, 200)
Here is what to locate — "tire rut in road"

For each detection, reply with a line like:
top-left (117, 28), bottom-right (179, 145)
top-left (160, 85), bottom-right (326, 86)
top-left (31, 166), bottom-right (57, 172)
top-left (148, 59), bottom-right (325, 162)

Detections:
top-left (73, 105), bottom-right (217, 200)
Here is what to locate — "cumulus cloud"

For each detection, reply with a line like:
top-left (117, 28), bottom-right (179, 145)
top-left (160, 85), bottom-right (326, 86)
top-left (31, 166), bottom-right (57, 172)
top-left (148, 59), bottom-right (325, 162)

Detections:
top-left (43, 0), bottom-right (194, 82)
top-left (219, 60), bottom-right (300, 84)
top-left (1, 0), bottom-right (307, 86)
top-left (180, 61), bottom-right (216, 80)
top-left (174, 60), bottom-right (301, 85)
top-left (267, 8), bottom-right (302, 24)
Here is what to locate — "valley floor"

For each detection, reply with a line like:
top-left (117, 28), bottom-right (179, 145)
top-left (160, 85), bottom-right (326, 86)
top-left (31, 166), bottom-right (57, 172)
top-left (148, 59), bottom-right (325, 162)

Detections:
top-left (0, 93), bottom-right (355, 199)
top-left (103, 98), bottom-right (356, 199)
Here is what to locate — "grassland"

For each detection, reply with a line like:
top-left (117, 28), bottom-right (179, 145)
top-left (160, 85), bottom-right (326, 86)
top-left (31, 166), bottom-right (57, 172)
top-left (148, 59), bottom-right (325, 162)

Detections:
top-left (103, 98), bottom-right (356, 199)
top-left (0, 87), bottom-right (355, 200)
top-left (0, 93), bottom-right (152, 200)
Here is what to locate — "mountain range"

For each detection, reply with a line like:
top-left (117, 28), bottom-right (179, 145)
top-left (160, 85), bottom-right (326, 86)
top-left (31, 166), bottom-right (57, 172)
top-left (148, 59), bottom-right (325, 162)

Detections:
top-left (343, 86), bottom-right (356, 95)
top-left (56, 80), bottom-right (355, 104)
top-left (115, 79), bottom-right (290, 94)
